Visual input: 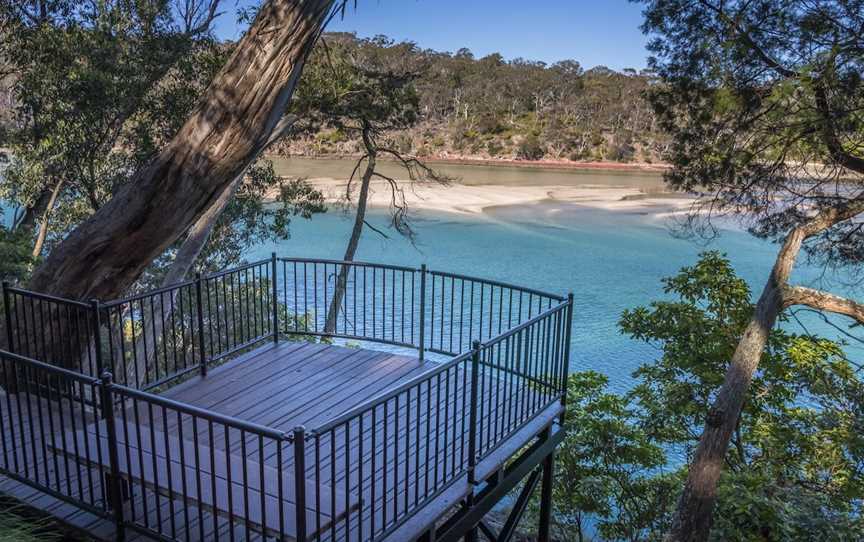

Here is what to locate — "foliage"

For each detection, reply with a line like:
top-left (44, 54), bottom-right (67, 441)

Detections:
top-left (535, 371), bottom-right (677, 542)
top-left (517, 133), bottom-right (545, 161)
top-left (0, 0), bottom-right (210, 238)
top-left (0, 0), bottom-right (325, 286)
top-left (531, 253), bottom-right (863, 541)
top-left (636, 0), bottom-right (864, 271)
top-left (288, 35), bottom-right (448, 241)
top-left (0, 227), bottom-right (32, 284)
top-left (0, 502), bottom-right (61, 541)
top-left (277, 33), bottom-right (668, 164)
top-left (291, 36), bottom-right (421, 135)
top-left (185, 161), bottom-right (325, 276)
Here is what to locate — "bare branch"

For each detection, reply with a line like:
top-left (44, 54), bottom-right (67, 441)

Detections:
top-left (782, 285), bottom-right (864, 326)
top-left (362, 219), bottom-right (389, 239)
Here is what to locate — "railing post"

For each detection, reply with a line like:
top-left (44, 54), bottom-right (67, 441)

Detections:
top-left (293, 426), bottom-right (307, 542)
top-left (100, 371), bottom-right (126, 541)
top-left (3, 282), bottom-right (13, 352)
top-left (272, 252), bottom-right (279, 344)
top-left (538, 426), bottom-right (554, 542)
top-left (562, 293), bottom-right (574, 401)
top-left (91, 299), bottom-right (105, 380)
top-left (196, 273), bottom-right (208, 377)
top-left (468, 340), bottom-right (481, 485)
top-left (418, 264), bottom-right (427, 362)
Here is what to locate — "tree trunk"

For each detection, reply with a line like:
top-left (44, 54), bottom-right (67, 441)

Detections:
top-left (27, 0), bottom-right (334, 303)
top-left (121, 115), bottom-right (296, 383)
top-left (666, 227), bottom-right (805, 541)
top-left (15, 180), bottom-right (58, 235)
top-left (324, 151), bottom-right (375, 334)
top-left (31, 179), bottom-right (64, 258)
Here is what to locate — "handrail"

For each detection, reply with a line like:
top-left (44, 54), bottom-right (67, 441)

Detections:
top-left (5, 286), bottom-right (93, 309)
top-left (0, 349), bottom-right (100, 384)
top-left (428, 268), bottom-right (566, 302)
top-left (482, 301), bottom-right (569, 346)
top-left (201, 257), bottom-right (272, 280)
top-left (110, 382), bottom-right (287, 440)
top-left (309, 300), bottom-right (568, 435)
top-left (101, 279), bottom-right (196, 308)
top-left (311, 350), bottom-right (474, 435)
top-left (1, 255), bottom-right (571, 542)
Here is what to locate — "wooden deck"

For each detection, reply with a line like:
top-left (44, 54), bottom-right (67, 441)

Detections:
top-left (0, 258), bottom-right (571, 542)
top-left (0, 340), bottom-right (562, 541)
top-left (162, 341), bottom-right (431, 432)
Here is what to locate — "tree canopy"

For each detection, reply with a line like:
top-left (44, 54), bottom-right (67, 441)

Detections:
top-left (640, 0), bottom-right (864, 269)
top-left (275, 32), bottom-right (669, 164)
top-left (635, 2), bottom-right (864, 537)
top-left (537, 253), bottom-right (863, 541)
top-left (0, 0), bottom-right (327, 288)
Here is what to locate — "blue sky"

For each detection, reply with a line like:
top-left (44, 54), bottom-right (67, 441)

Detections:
top-left (212, 1), bottom-right (650, 71)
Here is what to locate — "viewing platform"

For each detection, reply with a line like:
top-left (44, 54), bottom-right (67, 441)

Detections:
top-left (0, 257), bottom-right (572, 541)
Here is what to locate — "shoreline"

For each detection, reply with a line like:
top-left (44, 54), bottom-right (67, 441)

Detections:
top-left (423, 156), bottom-right (670, 173)
top-left (271, 177), bottom-right (694, 217)
top-left (266, 153), bottom-right (671, 174)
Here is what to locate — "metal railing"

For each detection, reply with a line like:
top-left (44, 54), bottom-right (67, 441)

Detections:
top-left (0, 351), bottom-right (108, 517)
top-left (302, 302), bottom-right (571, 541)
top-left (108, 376), bottom-right (293, 541)
top-left (100, 258), bottom-right (276, 390)
top-left (0, 256), bottom-right (573, 542)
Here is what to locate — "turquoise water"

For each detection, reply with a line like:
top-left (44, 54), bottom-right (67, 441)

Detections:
top-left (247, 198), bottom-right (861, 394)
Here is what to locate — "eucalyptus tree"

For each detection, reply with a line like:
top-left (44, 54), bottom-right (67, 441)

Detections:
top-left (0, 0), bottom-right (224, 258)
top-left (0, 0), bottom-right (328, 297)
top-left (634, 1), bottom-right (864, 539)
top-left (16, 0), bottom-right (348, 306)
top-left (287, 36), bottom-right (449, 333)
top-left (532, 253), bottom-right (863, 541)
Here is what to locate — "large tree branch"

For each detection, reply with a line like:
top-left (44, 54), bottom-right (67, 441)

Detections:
top-left (798, 196), bottom-right (864, 237)
top-left (119, 113), bottom-right (296, 383)
top-left (782, 285), bottom-right (864, 326)
top-left (813, 79), bottom-right (864, 175)
top-left (27, 0), bottom-right (335, 302)
top-left (698, 2), bottom-right (864, 175)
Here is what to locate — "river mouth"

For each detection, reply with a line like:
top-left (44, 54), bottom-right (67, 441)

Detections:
top-left (254, 159), bottom-right (864, 394)
top-left (267, 156), bottom-right (690, 217)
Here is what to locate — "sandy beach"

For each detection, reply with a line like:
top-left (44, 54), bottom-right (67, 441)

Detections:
top-left (272, 176), bottom-right (695, 216)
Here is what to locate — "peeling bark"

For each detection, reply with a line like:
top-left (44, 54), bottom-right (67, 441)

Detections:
top-left (27, 0), bottom-right (335, 303)
top-left (121, 115), bottom-right (296, 382)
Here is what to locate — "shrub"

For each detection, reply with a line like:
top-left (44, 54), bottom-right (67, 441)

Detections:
top-left (486, 139), bottom-right (504, 157)
top-left (516, 133), bottom-right (545, 160)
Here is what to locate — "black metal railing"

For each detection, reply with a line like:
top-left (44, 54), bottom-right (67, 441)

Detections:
top-left (3, 286), bottom-right (100, 377)
top-left (0, 256), bottom-right (573, 542)
top-left (108, 377), bottom-right (294, 541)
top-left (279, 258), bottom-right (422, 352)
top-left (0, 351), bottom-right (108, 516)
top-left (302, 302), bottom-right (570, 541)
top-left (424, 269), bottom-right (564, 357)
top-left (99, 258), bottom-right (276, 390)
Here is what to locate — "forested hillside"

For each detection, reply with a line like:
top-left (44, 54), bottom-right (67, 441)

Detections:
top-left (277, 33), bottom-right (669, 164)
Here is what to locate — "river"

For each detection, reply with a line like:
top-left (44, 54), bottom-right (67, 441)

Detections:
top-left (247, 157), bottom-right (859, 394)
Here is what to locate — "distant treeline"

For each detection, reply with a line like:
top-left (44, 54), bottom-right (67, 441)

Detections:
top-left (278, 32), bottom-right (670, 164)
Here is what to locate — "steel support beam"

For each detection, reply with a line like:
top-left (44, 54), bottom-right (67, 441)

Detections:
top-left (498, 467), bottom-right (541, 542)
top-left (538, 427), bottom-right (555, 542)
top-left (435, 425), bottom-right (563, 542)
